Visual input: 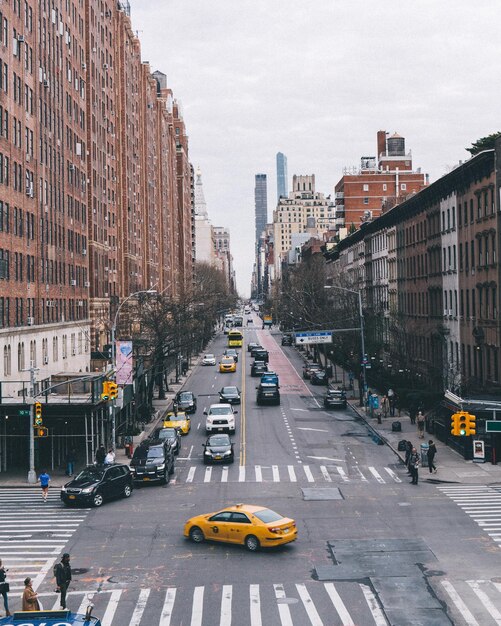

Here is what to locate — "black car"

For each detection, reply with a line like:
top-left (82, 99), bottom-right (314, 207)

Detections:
top-left (175, 390), bottom-right (197, 414)
top-left (224, 348), bottom-right (239, 362)
top-left (248, 342), bottom-right (260, 353)
top-left (251, 361), bottom-right (268, 377)
top-left (61, 464), bottom-right (133, 507)
top-left (130, 439), bottom-right (175, 484)
top-left (281, 334), bottom-right (293, 346)
top-left (252, 349), bottom-right (269, 363)
top-left (310, 371), bottom-right (329, 386)
top-left (219, 386), bottom-right (241, 404)
top-left (256, 382), bottom-right (280, 405)
top-left (250, 345), bottom-right (264, 357)
top-left (203, 433), bottom-right (235, 464)
top-left (152, 427), bottom-right (182, 455)
top-left (324, 389), bottom-right (347, 410)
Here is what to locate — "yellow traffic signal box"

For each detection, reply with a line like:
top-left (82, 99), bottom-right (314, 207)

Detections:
top-left (451, 411), bottom-right (475, 436)
top-left (108, 382), bottom-right (118, 400)
top-left (34, 401), bottom-right (43, 426)
top-left (101, 381), bottom-right (110, 401)
top-left (35, 426), bottom-right (48, 437)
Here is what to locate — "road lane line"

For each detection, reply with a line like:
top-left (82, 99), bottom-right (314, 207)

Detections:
top-left (249, 584), bottom-right (262, 626)
top-left (129, 588), bottom-right (150, 626)
top-left (204, 467), bottom-right (212, 483)
top-left (324, 583), bottom-right (355, 625)
top-left (335, 466), bottom-right (349, 481)
top-left (288, 466), bottom-right (297, 482)
top-left (221, 467), bottom-right (229, 482)
top-left (191, 586), bottom-right (204, 626)
top-left (272, 465), bottom-right (280, 482)
top-left (274, 583), bottom-right (293, 626)
top-left (186, 467), bottom-right (196, 483)
top-left (240, 345), bottom-right (246, 466)
top-left (101, 589), bottom-right (122, 626)
top-left (320, 466), bottom-right (332, 482)
top-left (359, 584), bottom-right (387, 626)
top-left (384, 467), bottom-right (402, 483)
top-left (303, 465), bottom-right (315, 483)
top-left (255, 465), bottom-right (263, 482)
top-left (159, 588), bottom-right (177, 626)
top-left (368, 467), bottom-right (385, 483)
top-left (353, 466), bottom-right (368, 481)
top-left (467, 580), bottom-right (501, 623)
top-left (220, 584), bottom-right (232, 626)
top-left (296, 583), bottom-right (323, 625)
top-left (239, 466), bottom-right (246, 482)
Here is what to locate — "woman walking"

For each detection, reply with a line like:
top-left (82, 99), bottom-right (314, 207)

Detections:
top-left (22, 577), bottom-right (40, 611)
top-left (417, 411), bottom-right (425, 439)
top-left (0, 558), bottom-right (10, 617)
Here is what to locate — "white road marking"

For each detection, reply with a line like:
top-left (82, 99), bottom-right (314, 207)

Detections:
top-left (296, 583), bottom-right (324, 626)
top-left (320, 466), bottom-right (332, 482)
top-left (290, 408), bottom-right (308, 412)
top-left (352, 466), bottom-right (368, 481)
top-left (204, 467), bottom-right (212, 483)
top-left (129, 588), bottom-right (150, 626)
top-left (101, 589), bottom-right (122, 626)
top-left (255, 465), bottom-right (263, 482)
top-left (303, 465), bottom-right (315, 483)
top-left (77, 592), bottom-right (95, 616)
top-left (384, 467), bottom-right (402, 483)
top-left (440, 581), bottom-right (479, 626)
top-left (221, 466), bottom-right (229, 482)
top-left (307, 455), bottom-right (343, 461)
top-left (467, 580), bottom-right (501, 623)
top-left (272, 465), bottom-right (280, 482)
top-left (288, 466), bottom-right (297, 482)
top-left (274, 583), bottom-right (293, 626)
top-left (298, 428), bottom-right (329, 432)
top-left (368, 467), bottom-right (385, 484)
top-left (187, 445), bottom-right (193, 460)
top-left (336, 466), bottom-right (349, 482)
top-left (220, 584), bottom-right (232, 626)
top-left (239, 466), bottom-right (246, 482)
top-left (191, 586), bottom-right (204, 626)
top-left (359, 584), bottom-right (388, 626)
top-left (159, 588), bottom-right (177, 626)
top-left (186, 467), bottom-right (196, 483)
top-left (324, 582), bottom-right (355, 625)
top-left (249, 584), bottom-right (262, 626)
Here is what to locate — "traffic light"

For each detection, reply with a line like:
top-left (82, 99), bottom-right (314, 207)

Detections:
top-left (108, 381), bottom-right (118, 400)
top-left (35, 426), bottom-right (48, 438)
top-left (466, 413), bottom-right (476, 436)
top-left (451, 411), bottom-right (474, 436)
top-left (34, 402), bottom-right (43, 426)
top-left (101, 381), bottom-right (111, 401)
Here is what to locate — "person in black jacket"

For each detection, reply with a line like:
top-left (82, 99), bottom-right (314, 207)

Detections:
top-left (404, 441), bottom-right (413, 475)
top-left (95, 446), bottom-right (106, 465)
top-left (0, 558), bottom-right (10, 617)
top-left (55, 553), bottom-right (72, 609)
top-left (409, 448), bottom-right (420, 485)
top-left (428, 440), bottom-right (437, 473)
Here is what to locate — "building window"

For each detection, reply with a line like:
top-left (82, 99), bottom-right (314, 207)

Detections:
top-left (363, 197), bottom-right (369, 205)
top-left (363, 184), bottom-right (369, 191)
top-left (17, 341), bottom-right (24, 371)
top-left (401, 183), bottom-right (407, 191)
top-left (382, 184), bottom-right (387, 191)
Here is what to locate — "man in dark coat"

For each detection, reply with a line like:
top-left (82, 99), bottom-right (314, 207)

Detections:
top-left (55, 553), bottom-right (72, 609)
top-left (428, 439), bottom-right (437, 473)
top-left (409, 448), bottom-right (420, 485)
top-left (95, 445), bottom-right (106, 465)
top-left (404, 441), bottom-right (413, 474)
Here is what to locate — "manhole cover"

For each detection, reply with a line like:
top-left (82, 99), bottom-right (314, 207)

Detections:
top-left (302, 488), bottom-right (343, 501)
top-left (276, 597), bottom-right (299, 605)
top-left (108, 574), bottom-right (139, 584)
top-left (71, 568), bottom-right (88, 575)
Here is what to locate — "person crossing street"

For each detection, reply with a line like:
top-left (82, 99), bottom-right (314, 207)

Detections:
top-left (38, 470), bottom-right (51, 502)
top-left (0, 558), bottom-right (10, 617)
top-left (55, 553), bottom-right (72, 610)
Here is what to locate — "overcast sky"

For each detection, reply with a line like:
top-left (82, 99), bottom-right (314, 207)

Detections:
top-left (132, 0), bottom-right (500, 297)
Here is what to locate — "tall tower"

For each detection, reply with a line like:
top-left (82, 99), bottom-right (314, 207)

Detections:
top-left (194, 167), bottom-right (208, 217)
top-left (276, 152), bottom-right (288, 202)
top-left (255, 174), bottom-right (268, 246)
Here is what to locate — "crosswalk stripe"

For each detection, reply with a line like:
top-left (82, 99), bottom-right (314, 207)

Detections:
top-left (221, 467), bottom-right (229, 482)
top-left (128, 588), bottom-right (150, 626)
top-left (220, 584), bottom-right (232, 626)
top-left (255, 465), bottom-right (263, 482)
top-left (191, 586), bottom-right (204, 626)
top-left (272, 465), bottom-right (280, 482)
top-left (336, 466), bottom-right (349, 482)
top-left (159, 587), bottom-right (176, 626)
top-left (77, 592), bottom-right (95, 616)
top-left (296, 583), bottom-right (323, 625)
top-left (324, 582), bottom-right (355, 626)
top-left (274, 583), bottom-right (293, 626)
top-left (467, 580), bottom-right (501, 623)
top-left (102, 590), bottom-right (121, 626)
top-left (239, 466), bottom-right (246, 482)
top-left (368, 467), bottom-right (385, 483)
top-left (303, 465), bottom-right (314, 483)
top-left (359, 583), bottom-right (388, 626)
top-left (352, 466), bottom-right (367, 482)
top-left (441, 581), bottom-right (480, 626)
top-left (383, 467), bottom-right (402, 483)
top-left (204, 467), bottom-right (212, 483)
top-left (288, 466), bottom-right (297, 482)
top-left (319, 466), bottom-right (331, 482)
top-left (249, 584), bottom-right (262, 626)
top-left (186, 467), bottom-right (196, 482)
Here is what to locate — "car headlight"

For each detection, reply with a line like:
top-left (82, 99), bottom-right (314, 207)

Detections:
top-left (204, 450), bottom-right (211, 455)
top-left (81, 487), bottom-right (94, 494)
top-left (156, 464), bottom-right (165, 471)
top-left (61, 485), bottom-right (67, 492)
top-left (223, 451), bottom-right (232, 456)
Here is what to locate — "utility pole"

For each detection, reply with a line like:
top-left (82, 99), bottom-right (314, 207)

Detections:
top-left (27, 365), bottom-right (38, 484)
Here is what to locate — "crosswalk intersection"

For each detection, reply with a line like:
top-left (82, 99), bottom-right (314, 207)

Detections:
top-left (174, 463), bottom-right (404, 485)
top-left (437, 484), bottom-right (501, 545)
top-left (0, 487), bottom-right (90, 592)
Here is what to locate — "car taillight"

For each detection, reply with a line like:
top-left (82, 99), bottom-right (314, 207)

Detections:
top-left (270, 527), bottom-right (281, 533)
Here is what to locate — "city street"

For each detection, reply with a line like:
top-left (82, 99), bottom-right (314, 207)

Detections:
top-left (5, 324), bottom-right (501, 624)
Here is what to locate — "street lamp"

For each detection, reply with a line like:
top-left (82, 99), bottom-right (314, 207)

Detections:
top-left (324, 284), bottom-right (366, 406)
top-left (110, 289), bottom-right (157, 449)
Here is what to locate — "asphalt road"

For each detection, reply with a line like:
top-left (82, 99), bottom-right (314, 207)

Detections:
top-left (29, 322), bottom-right (501, 625)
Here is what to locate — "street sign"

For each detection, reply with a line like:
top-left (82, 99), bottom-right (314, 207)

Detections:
top-left (19, 409), bottom-right (30, 416)
top-left (295, 331), bottom-right (332, 345)
top-left (486, 420), bottom-right (501, 433)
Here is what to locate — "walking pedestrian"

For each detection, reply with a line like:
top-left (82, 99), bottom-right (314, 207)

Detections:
top-left (54, 553), bottom-right (72, 610)
top-left (428, 439), bottom-right (438, 473)
top-left (409, 447), bottom-right (420, 485)
top-left (417, 411), bottom-right (425, 439)
top-left (404, 441), bottom-right (413, 475)
top-left (387, 388), bottom-right (395, 416)
top-left (381, 395), bottom-right (389, 419)
top-left (95, 445), bottom-right (106, 465)
top-left (22, 577), bottom-right (40, 611)
top-left (409, 402), bottom-right (417, 425)
top-left (38, 469), bottom-right (51, 503)
top-left (104, 449), bottom-right (115, 465)
top-left (65, 449), bottom-right (76, 476)
top-left (0, 559), bottom-right (11, 617)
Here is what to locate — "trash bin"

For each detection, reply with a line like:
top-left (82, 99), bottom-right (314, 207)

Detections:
top-left (391, 421), bottom-right (402, 432)
top-left (420, 442), bottom-right (429, 465)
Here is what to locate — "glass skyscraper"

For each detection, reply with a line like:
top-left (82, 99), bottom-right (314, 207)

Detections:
top-left (276, 152), bottom-right (288, 202)
top-left (254, 173), bottom-right (268, 246)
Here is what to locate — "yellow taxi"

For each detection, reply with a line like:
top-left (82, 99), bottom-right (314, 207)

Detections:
top-left (163, 411), bottom-right (191, 435)
top-left (219, 356), bottom-right (237, 373)
top-left (184, 503), bottom-right (297, 551)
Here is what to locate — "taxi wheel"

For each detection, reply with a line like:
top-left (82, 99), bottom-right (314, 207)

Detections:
top-left (123, 484), bottom-right (132, 498)
top-left (244, 534), bottom-right (260, 552)
top-left (189, 526), bottom-right (205, 544)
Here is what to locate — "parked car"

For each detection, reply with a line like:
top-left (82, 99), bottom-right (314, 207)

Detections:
top-left (202, 354), bottom-right (216, 366)
top-left (152, 427), bottom-right (182, 455)
top-left (219, 386), bottom-right (241, 404)
top-left (175, 390), bottom-right (197, 413)
top-left (204, 403), bottom-right (237, 434)
top-left (303, 362), bottom-right (322, 379)
top-left (61, 464), bottom-right (133, 507)
top-left (224, 348), bottom-right (239, 362)
top-left (281, 334), bottom-right (293, 346)
top-left (251, 361), bottom-right (268, 377)
top-left (130, 439), bottom-right (175, 484)
top-left (252, 349), bottom-right (269, 363)
top-left (203, 433), bottom-right (235, 464)
top-left (310, 370), bottom-right (329, 386)
top-left (248, 342), bottom-right (260, 353)
top-left (324, 389), bottom-right (347, 410)
top-left (256, 382), bottom-right (280, 405)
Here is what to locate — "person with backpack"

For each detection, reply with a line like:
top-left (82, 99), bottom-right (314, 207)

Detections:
top-left (409, 447), bottom-right (420, 485)
top-left (0, 558), bottom-right (10, 617)
top-left (54, 553), bottom-right (72, 609)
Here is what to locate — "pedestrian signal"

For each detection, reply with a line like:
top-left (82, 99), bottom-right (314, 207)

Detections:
top-left (35, 426), bottom-right (48, 437)
top-left (451, 411), bottom-right (473, 436)
top-left (108, 381), bottom-right (118, 400)
top-left (101, 381), bottom-right (111, 401)
top-left (34, 401), bottom-right (43, 425)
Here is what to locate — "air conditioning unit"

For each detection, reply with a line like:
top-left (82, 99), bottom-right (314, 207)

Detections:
top-left (82, 62), bottom-right (87, 70)
top-left (26, 185), bottom-right (34, 197)
top-left (77, 300), bottom-right (84, 306)
top-left (103, 63), bottom-right (109, 70)
top-left (84, 281), bottom-right (90, 287)
top-left (43, 356), bottom-right (49, 365)
top-left (43, 79), bottom-right (49, 88)
top-left (17, 35), bottom-right (25, 43)
top-left (27, 316), bottom-right (34, 326)
top-left (69, 164), bottom-right (75, 172)
top-left (70, 279), bottom-right (77, 286)
top-left (449, 309), bottom-right (453, 316)
top-left (25, 153), bottom-right (31, 162)
top-left (82, 248), bottom-right (87, 256)
top-left (71, 348), bottom-right (76, 356)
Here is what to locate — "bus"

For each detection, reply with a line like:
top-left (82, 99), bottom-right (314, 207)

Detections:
top-left (0, 608), bottom-right (102, 625)
top-left (227, 330), bottom-right (243, 347)
top-left (233, 315), bottom-right (243, 327)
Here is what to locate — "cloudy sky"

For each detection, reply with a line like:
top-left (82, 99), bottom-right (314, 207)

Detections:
top-left (132, 0), bottom-right (500, 296)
